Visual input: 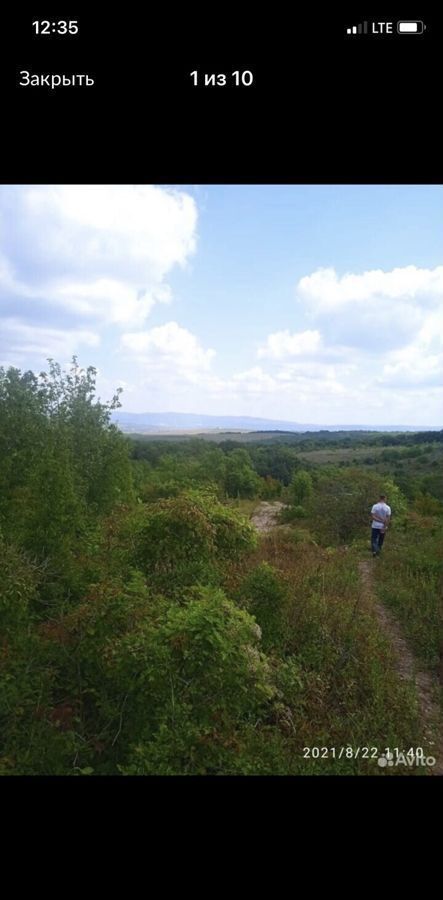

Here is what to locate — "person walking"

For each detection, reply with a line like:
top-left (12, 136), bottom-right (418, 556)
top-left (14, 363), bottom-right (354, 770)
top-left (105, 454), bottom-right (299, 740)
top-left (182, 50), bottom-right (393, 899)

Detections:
top-left (370, 493), bottom-right (391, 557)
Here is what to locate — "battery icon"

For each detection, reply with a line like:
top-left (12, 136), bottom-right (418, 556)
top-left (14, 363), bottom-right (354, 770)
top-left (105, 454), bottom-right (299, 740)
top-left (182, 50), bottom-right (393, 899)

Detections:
top-left (397, 21), bottom-right (425, 33)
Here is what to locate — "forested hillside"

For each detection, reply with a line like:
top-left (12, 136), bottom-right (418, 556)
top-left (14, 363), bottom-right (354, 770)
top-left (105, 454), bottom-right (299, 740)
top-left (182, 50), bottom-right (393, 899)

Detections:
top-left (1, 359), bottom-right (442, 775)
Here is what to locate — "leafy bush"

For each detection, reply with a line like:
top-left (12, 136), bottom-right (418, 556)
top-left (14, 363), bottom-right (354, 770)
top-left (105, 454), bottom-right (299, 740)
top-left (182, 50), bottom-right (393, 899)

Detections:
top-left (237, 562), bottom-right (289, 651)
top-left (133, 490), bottom-right (257, 592)
top-left (0, 533), bottom-right (39, 632)
top-left (112, 587), bottom-right (277, 774)
top-left (281, 504), bottom-right (308, 521)
top-left (0, 533), bottom-right (79, 775)
top-left (413, 493), bottom-right (443, 517)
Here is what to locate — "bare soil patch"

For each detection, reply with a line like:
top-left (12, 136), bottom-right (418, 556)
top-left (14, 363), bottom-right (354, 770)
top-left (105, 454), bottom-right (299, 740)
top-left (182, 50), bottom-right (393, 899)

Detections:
top-left (250, 501), bottom-right (285, 534)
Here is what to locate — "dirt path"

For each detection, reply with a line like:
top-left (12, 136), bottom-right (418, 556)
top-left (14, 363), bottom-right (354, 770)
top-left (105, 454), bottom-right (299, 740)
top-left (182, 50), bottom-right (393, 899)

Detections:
top-left (359, 560), bottom-right (443, 775)
top-left (250, 501), bottom-right (285, 534)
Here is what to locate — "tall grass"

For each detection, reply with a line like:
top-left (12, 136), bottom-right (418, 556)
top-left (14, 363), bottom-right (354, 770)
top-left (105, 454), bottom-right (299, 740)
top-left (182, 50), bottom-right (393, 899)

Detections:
top-left (374, 513), bottom-right (443, 693)
top-left (225, 531), bottom-right (423, 774)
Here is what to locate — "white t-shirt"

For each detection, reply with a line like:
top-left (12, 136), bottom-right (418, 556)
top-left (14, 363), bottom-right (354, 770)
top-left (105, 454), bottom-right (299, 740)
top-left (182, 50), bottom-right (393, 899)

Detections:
top-left (371, 501), bottom-right (391, 529)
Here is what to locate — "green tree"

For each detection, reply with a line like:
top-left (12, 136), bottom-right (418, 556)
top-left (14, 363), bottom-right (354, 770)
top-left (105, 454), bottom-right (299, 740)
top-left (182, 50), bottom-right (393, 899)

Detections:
top-left (259, 475), bottom-right (282, 499)
top-left (0, 358), bottom-right (134, 606)
top-left (289, 470), bottom-right (313, 505)
top-left (225, 449), bottom-right (261, 498)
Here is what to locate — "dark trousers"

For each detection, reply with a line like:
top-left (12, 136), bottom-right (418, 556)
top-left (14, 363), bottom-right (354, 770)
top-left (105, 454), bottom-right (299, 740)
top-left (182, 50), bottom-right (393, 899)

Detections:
top-left (371, 528), bottom-right (385, 554)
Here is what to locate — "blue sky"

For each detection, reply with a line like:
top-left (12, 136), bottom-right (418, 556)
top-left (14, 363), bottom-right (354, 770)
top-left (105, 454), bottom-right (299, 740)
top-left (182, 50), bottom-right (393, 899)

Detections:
top-left (1, 184), bottom-right (442, 424)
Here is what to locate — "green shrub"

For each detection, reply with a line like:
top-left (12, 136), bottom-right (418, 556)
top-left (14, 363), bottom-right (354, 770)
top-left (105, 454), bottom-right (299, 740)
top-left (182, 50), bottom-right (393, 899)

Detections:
top-left (113, 587), bottom-right (277, 774)
top-left (413, 493), bottom-right (443, 517)
top-left (286, 505), bottom-right (308, 520)
top-left (237, 562), bottom-right (289, 651)
top-left (133, 490), bottom-right (256, 591)
top-left (0, 534), bottom-right (39, 632)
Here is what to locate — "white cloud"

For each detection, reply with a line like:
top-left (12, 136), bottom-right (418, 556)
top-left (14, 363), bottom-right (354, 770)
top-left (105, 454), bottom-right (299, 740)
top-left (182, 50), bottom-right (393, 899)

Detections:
top-left (229, 366), bottom-right (278, 393)
top-left (377, 307), bottom-right (443, 388)
top-left (298, 265), bottom-right (443, 311)
top-left (234, 263), bottom-right (443, 422)
top-left (54, 279), bottom-right (172, 325)
top-left (21, 185), bottom-right (197, 273)
top-left (121, 322), bottom-right (215, 379)
top-left (0, 318), bottom-right (100, 367)
top-left (296, 265), bottom-right (443, 354)
top-left (381, 353), bottom-right (442, 387)
top-left (0, 185), bottom-right (197, 329)
top-left (257, 329), bottom-right (321, 359)
top-left (416, 307), bottom-right (443, 351)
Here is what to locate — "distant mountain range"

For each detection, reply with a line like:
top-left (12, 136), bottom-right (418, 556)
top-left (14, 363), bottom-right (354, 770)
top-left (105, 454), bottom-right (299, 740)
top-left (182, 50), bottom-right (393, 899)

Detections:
top-left (111, 411), bottom-right (441, 433)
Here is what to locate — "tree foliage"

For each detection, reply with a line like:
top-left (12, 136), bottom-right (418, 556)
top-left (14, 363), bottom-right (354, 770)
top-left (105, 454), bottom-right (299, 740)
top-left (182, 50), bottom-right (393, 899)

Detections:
top-left (224, 449), bottom-right (261, 498)
top-left (289, 470), bottom-right (313, 505)
top-left (0, 359), bottom-right (134, 582)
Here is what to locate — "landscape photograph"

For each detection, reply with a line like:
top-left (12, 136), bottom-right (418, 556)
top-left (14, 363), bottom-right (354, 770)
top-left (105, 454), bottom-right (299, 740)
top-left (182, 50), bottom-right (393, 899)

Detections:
top-left (0, 183), bottom-right (442, 776)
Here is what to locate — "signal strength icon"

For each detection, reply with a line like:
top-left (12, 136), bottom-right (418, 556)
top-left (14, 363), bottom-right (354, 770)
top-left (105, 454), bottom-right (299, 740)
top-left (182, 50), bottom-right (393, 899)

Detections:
top-left (346, 22), bottom-right (368, 35)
